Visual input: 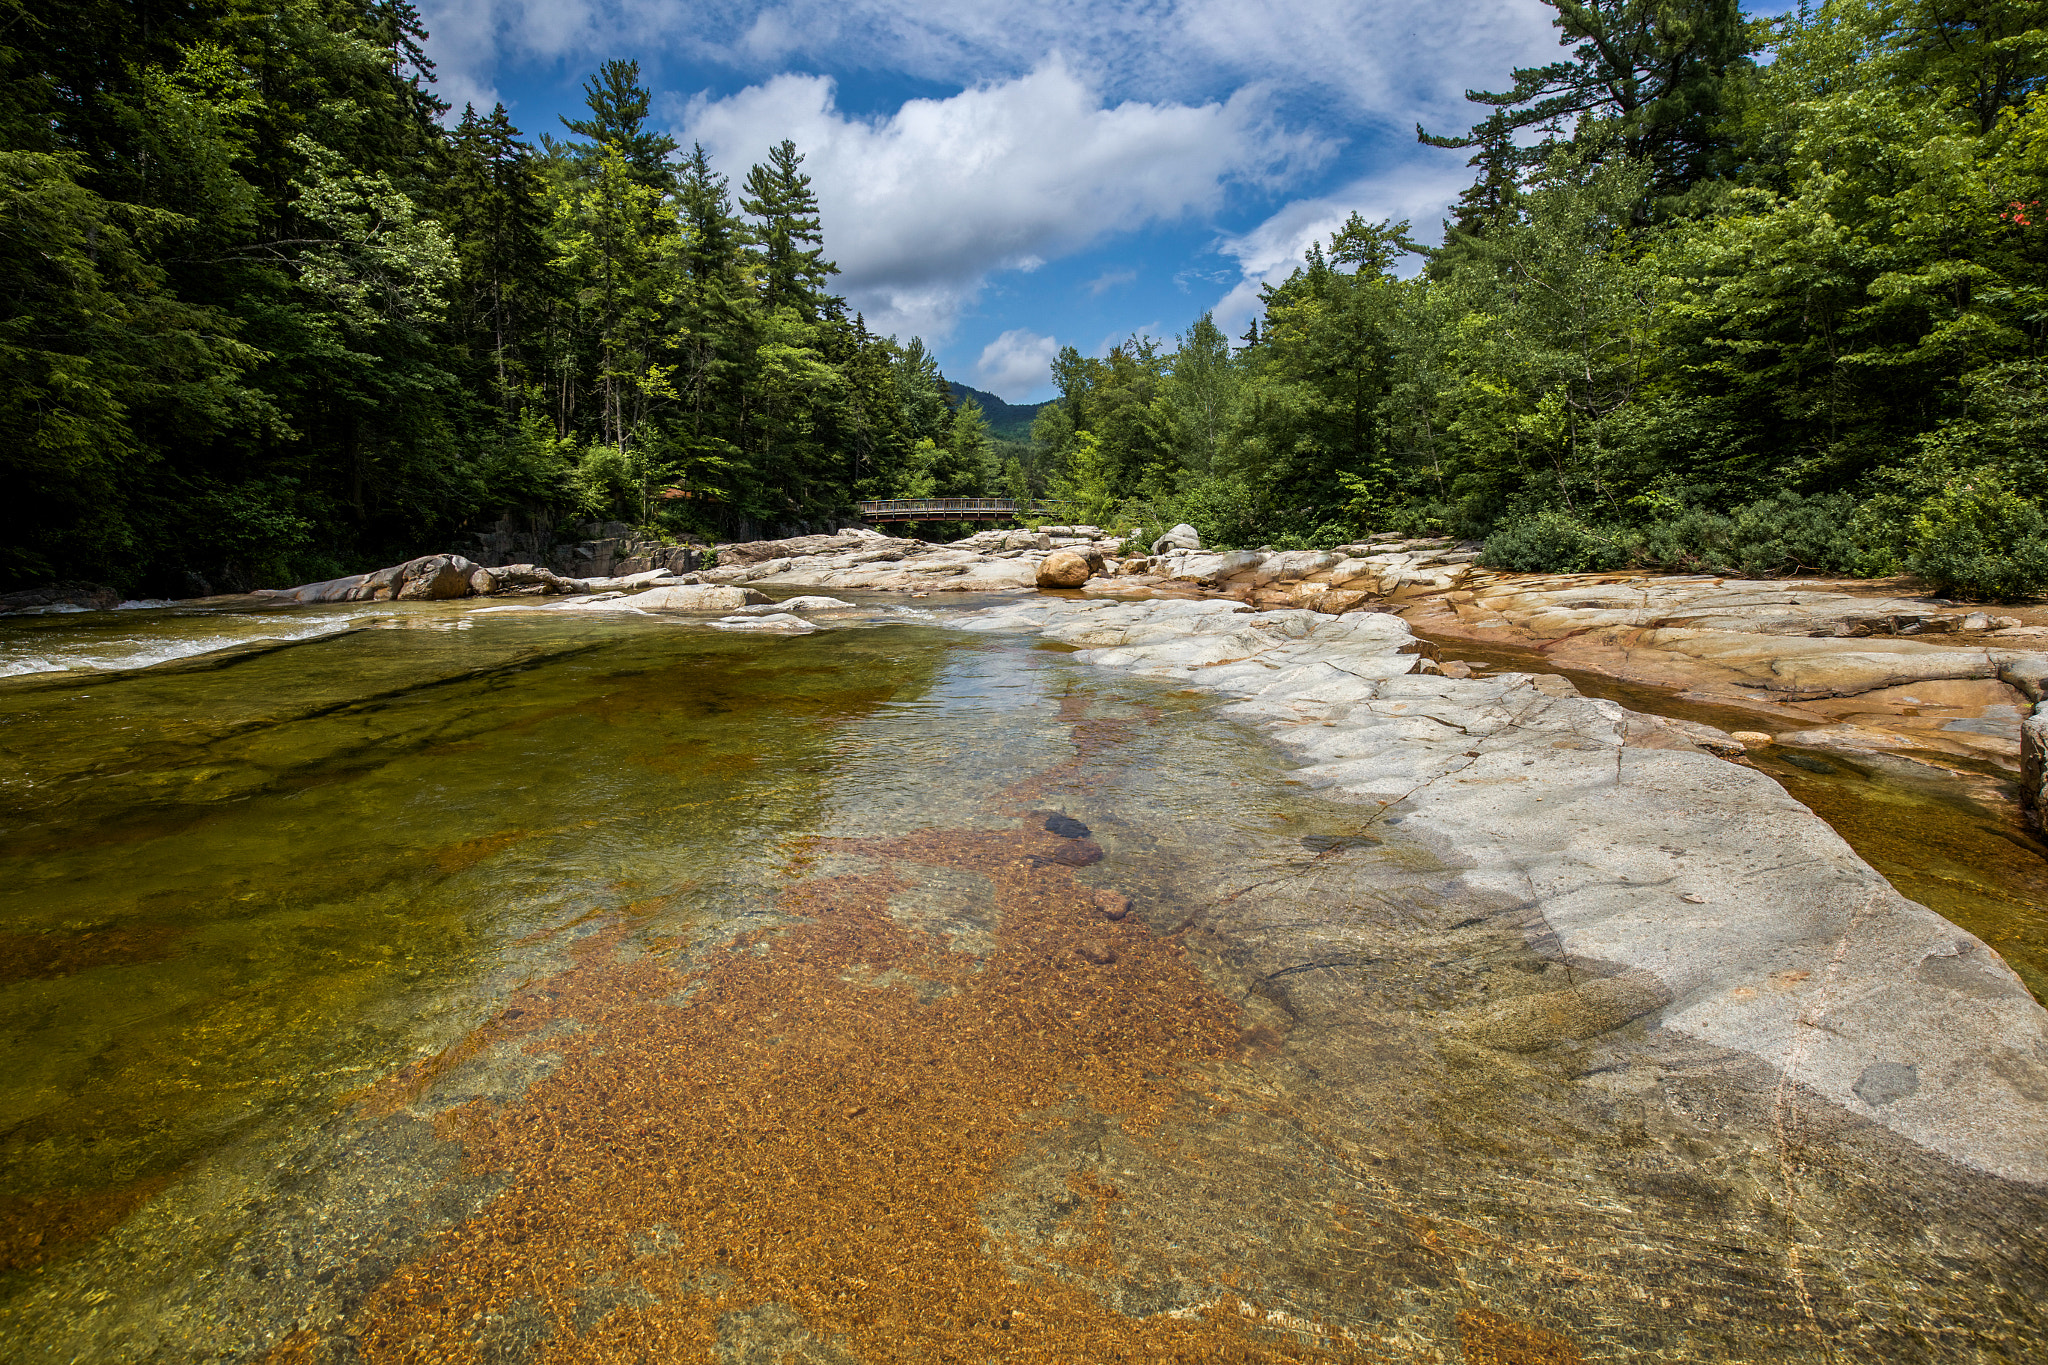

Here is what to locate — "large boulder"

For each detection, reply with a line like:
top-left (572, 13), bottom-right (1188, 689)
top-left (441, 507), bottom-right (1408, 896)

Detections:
top-left (263, 554), bottom-right (481, 604)
top-left (0, 582), bottom-right (121, 614)
top-left (475, 564), bottom-right (581, 596)
top-left (1036, 549), bottom-right (1093, 589)
top-left (714, 531), bottom-right (891, 565)
top-left (392, 555), bottom-right (480, 600)
top-left (1150, 523), bottom-right (1201, 556)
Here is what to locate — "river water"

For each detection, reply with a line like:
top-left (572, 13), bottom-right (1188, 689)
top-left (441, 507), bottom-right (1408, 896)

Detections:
top-left (2, 600), bottom-right (2044, 1362)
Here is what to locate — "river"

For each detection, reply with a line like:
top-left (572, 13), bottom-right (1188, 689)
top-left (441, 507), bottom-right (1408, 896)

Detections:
top-left (2, 599), bottom-right (2044, 1362)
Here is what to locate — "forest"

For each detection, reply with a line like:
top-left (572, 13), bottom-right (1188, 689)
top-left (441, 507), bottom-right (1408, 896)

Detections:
top-left (3, 0), bottom-right (2045, 597)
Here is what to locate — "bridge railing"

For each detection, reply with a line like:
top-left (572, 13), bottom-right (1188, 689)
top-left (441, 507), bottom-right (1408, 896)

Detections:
top-left (855, 498), bottom-right (1077, 520)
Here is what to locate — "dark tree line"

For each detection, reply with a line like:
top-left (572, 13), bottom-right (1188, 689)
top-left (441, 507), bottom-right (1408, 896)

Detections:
top-left (0, 4), bottom-right (996, 593)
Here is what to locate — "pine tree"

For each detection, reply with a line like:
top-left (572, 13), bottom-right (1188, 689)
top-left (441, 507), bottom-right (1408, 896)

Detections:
top-left (741, 140), bottom-right (838, 317)
top-left (1419, 0), bottom-right (1756, 200)
top-left (560, 59), bottom-right (678, 190)
top-left (950, 397), bottom-right (997, 495)
top-left (669, 142), bottom-right (749, 490)
top-left (366, 0), bottom-right (447, 126)
top-left (1440, 111), bottom-right (1522, 238)
top-left (1165, 312), bottom-right (1237, 474)
top-left (442, 103), bottom-right (551, 406)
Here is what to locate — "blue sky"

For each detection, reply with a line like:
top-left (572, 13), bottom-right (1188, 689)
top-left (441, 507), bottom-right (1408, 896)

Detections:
top-left (416, 1), bottom-right (1772, 403)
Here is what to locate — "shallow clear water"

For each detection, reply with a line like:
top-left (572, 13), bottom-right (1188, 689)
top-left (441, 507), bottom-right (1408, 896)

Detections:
top-left (2, 603), bottom-right (2044, 1362)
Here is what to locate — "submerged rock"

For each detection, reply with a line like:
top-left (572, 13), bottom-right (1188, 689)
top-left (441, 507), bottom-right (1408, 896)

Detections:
top-left (1456, 970), bottom-right (1672, 1052)
top-left (711, 612), bottom-right (816, 632)
top-left (1045, 840), bottom-right (1104, 867)
top-left (727, 596), bottom-right (857, 615)
top-left (1092, 889), bottom-right (1132, 920)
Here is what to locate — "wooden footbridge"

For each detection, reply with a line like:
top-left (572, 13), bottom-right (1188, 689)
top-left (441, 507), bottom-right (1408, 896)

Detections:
top-left (855, 498), bottom-right (1077, 524)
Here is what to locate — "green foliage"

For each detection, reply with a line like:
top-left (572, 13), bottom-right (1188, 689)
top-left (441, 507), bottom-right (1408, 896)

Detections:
top-left (0, 9), bottom-right (972, 591)
top-left (950, 398), bottom-right (998, 495)
top-left (1057, 0), bottom-right (2048, 589)
top-left (0, 146), bottom-right (256, 583)
top-left (1418, 0), bottom-right (1757, 203)
top-left (1906, 472), bottom-right (2048, 600)
top-left (1051, 432), bottom-right (1118, 526)
top-left (1625, 492), bottom-right (1868, 575)
top-left (1480, 511), bottom-right (1627, 572)
top-left (567, 442), bottom-right (643, 521)
top-left (8, 0), bottom-right (2047, 594)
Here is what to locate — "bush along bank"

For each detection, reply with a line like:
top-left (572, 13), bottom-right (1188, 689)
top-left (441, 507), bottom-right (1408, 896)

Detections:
top-left (1467, 484), bottom-right (2048, 602)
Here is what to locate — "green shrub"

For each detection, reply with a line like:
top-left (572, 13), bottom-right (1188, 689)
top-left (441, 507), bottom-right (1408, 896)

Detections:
top-left (1164, 473), bottom-right (1280, 550)
top-left (1480, 510), bottom-right (1625, 572)
top-left (1905, 473), bottom-right (2048, 601)
top-left (1626, 492), bottom-right (1865, 576)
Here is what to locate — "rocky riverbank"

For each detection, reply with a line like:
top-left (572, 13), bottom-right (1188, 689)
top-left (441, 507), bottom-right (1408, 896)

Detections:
top-left (245, 524), bottom-right (2048, 824)
top-left (689, 527), bottom-right (2048, 824)
top-left (958, 594), bottom-right (2048, 1187)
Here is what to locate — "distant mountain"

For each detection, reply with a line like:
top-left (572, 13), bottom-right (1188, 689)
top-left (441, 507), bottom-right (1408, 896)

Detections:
top-left (946, 381), bottom-right (1049, 442)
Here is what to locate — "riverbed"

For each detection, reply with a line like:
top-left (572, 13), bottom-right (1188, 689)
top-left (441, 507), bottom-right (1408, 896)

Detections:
top-left (3, 599), bottom-right (2044, 1362)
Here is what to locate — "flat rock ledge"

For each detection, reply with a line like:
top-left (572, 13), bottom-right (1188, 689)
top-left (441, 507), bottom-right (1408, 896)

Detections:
top-left (1397, 572), bottom-right (2048, 824)
top-left (957, 595), bottom-right (2048, 1187)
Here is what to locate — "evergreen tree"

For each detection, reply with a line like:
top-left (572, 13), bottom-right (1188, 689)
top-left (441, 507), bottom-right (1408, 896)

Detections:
top-left (1164, 313), bottom-right (1237, 475)
top-left (1439, 111), bottom-right (1523, 239)
top-left (560, 59), bottom-right (678, 189)
top-left (442, 103), bottom-right (551, 406)
top-left (950, 397), bottom-right (998, 494)
top-left (741, 140), bottom-right (839, 317)
top-left (1420, 0), bottom-right (1757, 200)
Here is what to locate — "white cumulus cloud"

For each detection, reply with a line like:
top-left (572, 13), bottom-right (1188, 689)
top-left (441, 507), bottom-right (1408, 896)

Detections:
top-left (972, 329), bottom-right (1060, 401)
top-left (677, 60), bottom-right (1328, 338)
top-left (420, 0), bottom-right (1556, 138)
top-left (1208, 158), bottom-right (1474, 336)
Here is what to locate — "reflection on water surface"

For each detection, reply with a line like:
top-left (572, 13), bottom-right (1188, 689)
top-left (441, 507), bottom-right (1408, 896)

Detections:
top-left (1, 603), bottom-right (2043, 1361)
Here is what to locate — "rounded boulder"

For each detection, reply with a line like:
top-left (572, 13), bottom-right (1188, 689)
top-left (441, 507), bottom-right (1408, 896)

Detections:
top-left (1036, 549), bottom-right (1092, 589)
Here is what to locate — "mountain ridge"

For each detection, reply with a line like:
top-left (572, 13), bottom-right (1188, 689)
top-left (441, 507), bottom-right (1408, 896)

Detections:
top-left (946, 381), bottom-right (1049, 442)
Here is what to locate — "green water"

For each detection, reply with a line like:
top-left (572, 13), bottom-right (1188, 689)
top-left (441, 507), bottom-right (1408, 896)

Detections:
top-left (1, 602), bottom-right (2044, 1362)
top-left (0, 607), bottom-right (948, 1245)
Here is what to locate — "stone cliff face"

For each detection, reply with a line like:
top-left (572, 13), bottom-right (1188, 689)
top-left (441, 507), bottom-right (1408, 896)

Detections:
top-left (461, 517), bottom-right (710, 579)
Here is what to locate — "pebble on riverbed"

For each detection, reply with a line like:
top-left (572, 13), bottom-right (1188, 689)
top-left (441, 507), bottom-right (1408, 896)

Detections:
top-left (1093, 890), bottom-right (1133, 920)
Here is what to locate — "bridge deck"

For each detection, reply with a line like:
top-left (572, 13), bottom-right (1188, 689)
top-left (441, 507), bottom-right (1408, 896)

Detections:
top-left (855, 498), bottom-right (1074, 524)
